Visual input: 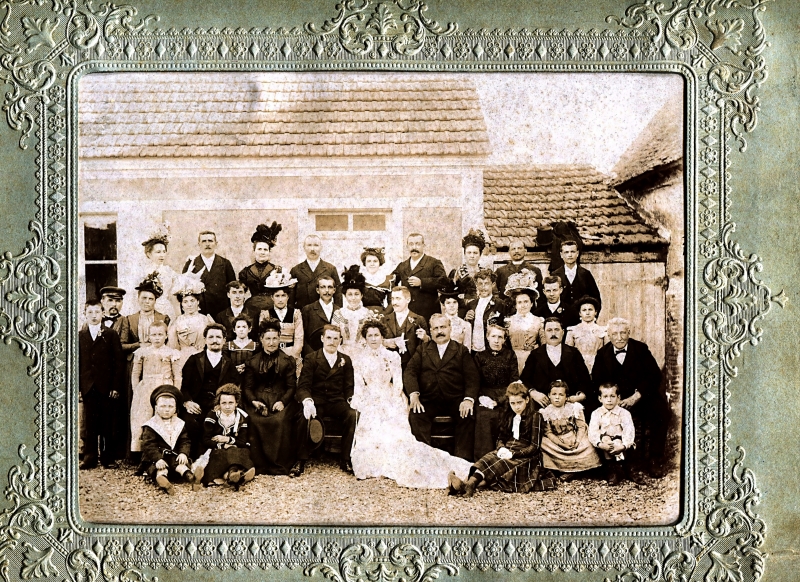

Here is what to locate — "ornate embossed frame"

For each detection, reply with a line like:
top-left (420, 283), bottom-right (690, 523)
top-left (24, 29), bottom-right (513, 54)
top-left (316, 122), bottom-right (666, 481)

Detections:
top-left (0, 0), bottom-right (785, 581)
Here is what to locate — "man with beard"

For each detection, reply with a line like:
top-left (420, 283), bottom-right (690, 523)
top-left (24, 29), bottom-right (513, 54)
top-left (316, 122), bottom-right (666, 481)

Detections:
top-left (180, 324), bottom-right (239, 456)
top-left (520, 318), bottom-right (593, 411)
top-left (290, 235), bottom-right (342, 309)
top-left (391, 233), bottom-right (449, 322)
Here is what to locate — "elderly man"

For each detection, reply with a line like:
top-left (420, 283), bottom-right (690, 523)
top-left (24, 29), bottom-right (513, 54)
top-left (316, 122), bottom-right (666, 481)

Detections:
top-left (180, 324), bottom-right (239, 455)
top-left (519, 317), bottom-right (593, 409)
top-left (592, 317), bottom-right (669, 479)
top-left (495, 239), bottom-right (544, 306)
top-left (391, 233), bottom-right (449, 322)
top-left (290, 234), bottom-right (342, 309)
top-left (404, 313), bottom-right (479, 461)
top-left (182, 231), bottom-right (237, 318)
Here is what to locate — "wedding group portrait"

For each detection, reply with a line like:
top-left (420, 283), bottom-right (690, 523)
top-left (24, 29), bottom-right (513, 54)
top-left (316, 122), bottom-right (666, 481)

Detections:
top-left (77, 70), bottom-right (684, 526)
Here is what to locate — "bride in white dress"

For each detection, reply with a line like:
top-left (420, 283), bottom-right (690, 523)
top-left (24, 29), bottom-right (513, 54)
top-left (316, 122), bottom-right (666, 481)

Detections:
top-left (350, 317), bottom-right (471, 488)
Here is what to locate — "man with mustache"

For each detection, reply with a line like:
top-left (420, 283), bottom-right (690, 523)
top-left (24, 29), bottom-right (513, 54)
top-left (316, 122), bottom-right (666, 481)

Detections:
top-left (495, 239), bottom-right (544, 308)
top-left (391, 233), bottom-right (449, 322)
top-left (404, 314), bottom-right (479, 461)
top-left (519, 318), bottom-right (593, 411)
top-left (182, 231), bottom-right (237, 318)
top-left (301, 275), bottom-right (341, 357)
top-left (290, 235), bottom-right (342, 310)
top-left (180, 324), bottom-right (239, 456)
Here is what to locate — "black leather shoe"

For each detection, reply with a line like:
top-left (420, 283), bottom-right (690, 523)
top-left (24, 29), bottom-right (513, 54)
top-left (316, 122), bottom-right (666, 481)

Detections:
top-left (339, 461), bottom-right (354, 475)
top-left (289, 460), bottom-right (305, 478)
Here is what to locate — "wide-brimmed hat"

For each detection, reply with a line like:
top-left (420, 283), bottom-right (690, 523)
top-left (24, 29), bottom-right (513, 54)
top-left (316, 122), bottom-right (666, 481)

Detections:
top-left (134, 272), bottom-right (163, 298)
top-left (141, 222), bottom-right (171, 249)
top-left (438, 280), bottom-right (465, 302)
top-left (251, 221), bottom-right (282, 248)
top-left (172, 271), bottom-right (205, 298)
top-left (150, 384), bottom-right (183, 407)
top-left (341, 265), bottom-right (366, 293)
top-left (263, 270), bottom-right (297, 290)
top-left (504, 269), bottom-right (540, 302)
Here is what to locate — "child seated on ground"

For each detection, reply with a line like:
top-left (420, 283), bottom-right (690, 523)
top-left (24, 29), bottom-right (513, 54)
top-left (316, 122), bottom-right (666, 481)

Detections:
top-left (201, 384), bottom-right (256, 489)
top-left (588, 383), bottom-right (635, 486)
top-left (540, 380), bottom-right (601, 481)
top-left (449, 382), bottom-right (556, 496)
top-left (139, 384), bottom-right (202, 494)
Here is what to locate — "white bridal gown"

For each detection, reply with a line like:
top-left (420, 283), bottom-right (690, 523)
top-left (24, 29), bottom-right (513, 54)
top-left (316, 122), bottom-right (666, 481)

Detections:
top-left (350, 345), bottom-right (471, 488)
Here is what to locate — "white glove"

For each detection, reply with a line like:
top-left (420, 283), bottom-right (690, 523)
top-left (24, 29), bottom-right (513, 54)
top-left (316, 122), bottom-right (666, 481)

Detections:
top-left (497, 447), bottom-right (513, 460)
top-left (478, 396), bottom-right (496, 409)
top-left (393, 335), bottom-right (407, 354)
top-left (303, 399), bottom-right (317, 420)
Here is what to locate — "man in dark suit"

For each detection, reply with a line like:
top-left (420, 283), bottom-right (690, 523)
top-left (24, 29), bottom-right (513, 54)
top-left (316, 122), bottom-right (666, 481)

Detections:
top-left (289, 234), bottom-right (342, 309)
top-left (180, 324), bottom-right (239, 455)
top-left (294, 325), bottom-right (356, 476)
top-left (464, 269), bottom-right (510, 354)
top-left (495, 239), bottom-right (544, 308)
top-left (382, 286), bottom-right (429, 370)
top-left (79, 300), bottom-right (125, 469)
top-left (182, 231), bottom-right (237, 318)
top-left (520, 318), bottom-right (593, 410)
top-left (300, 275), bottom-right (341, 357)
top-left (533, 276), bottom-right (580, 339)
top-left (592, 317), bottom-right (669, 479)
top-left (404, 314), bottom-right (479, 461)
top-left (391, 233), bottom-right (449, 322)
top-left (215, 281), bottom-right (259, 341)
top-left (550, 240), bottom-right (601, 315)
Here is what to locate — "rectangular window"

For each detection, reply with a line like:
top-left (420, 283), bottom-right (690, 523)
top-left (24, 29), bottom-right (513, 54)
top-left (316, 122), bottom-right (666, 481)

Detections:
top-left (353, 214), bottom-right (385, 231)
top-left (82, 215), bottom-right (118, 300)
top-left (315, 214), bottom-right (348, 231)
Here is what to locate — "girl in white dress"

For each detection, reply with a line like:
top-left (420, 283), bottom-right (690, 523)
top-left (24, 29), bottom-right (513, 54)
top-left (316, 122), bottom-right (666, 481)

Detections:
top-left (139, 223), bottom-right (179, 319)
top-left (350, 317), bottom-right (471, 489)
top-left (437, 281), bottom-right (472, 351)
top-left (332, 265), bottom-right (372, 357)
top-left (565, 295), bottom-right (607, 373)
top-left (504, 269), bottom-right (544, 374)
top-left (129, 321), bottom-right (182, 452)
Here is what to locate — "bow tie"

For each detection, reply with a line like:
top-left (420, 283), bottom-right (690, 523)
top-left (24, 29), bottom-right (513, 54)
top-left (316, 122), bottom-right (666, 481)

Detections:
top-left (615, 348), bottom-right (627, 354)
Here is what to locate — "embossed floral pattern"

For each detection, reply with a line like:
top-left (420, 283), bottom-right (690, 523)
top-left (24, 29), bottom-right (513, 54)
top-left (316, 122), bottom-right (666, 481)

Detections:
top-left (134, 540), bottom-right (151, 556)
top-left (421, 540), bottom-right (438, 556)
top-left (484, 540), bottom-right (502, 558)
top-left (452, 540), bottom-right (469, 556)
top-left (324, 541), bottom-right (340, 558)
top-left (611, 41), bottom-right (628, 58)
top-left (578, 541), bottom-right (596, 559)
top-left (46, 339), bottom-right (64, 355)
top-left (293, 539), bottom-right (309, 556)
top-left (579, 42), bottom-right (595, 59)
top-left (549, 541), bottom-right (566, 559)
top-left (701, 240), bottom-right (719, 258)
top-left (700, 435), bottom-right (716, 453)
top-left (701, 340), bottom-right (718, 359)
top-left (549, 42), bottom-right (565, 58)
top-left (47, 369), bottom-right (64, 385)
top-left (516, 541), bottom-right (534, 558)
top-left (48, 115), bottom-right (65, 133)
top-left (47, 495), bottom-right (64, 513)
top-left (165, 539), bottom-right (183, 556)
top-left (229, 539), bottom-right (247, 556)
top-left (47, 432), bottom-right (64, 449)
top-left (700, 402), bottom-right (717, 420)
top-left (48, 464), bottom-right (64, 482)
top-left (197, 539), bottom-right (215, 556)
top-left (699, 467), bottom-right (715, 484)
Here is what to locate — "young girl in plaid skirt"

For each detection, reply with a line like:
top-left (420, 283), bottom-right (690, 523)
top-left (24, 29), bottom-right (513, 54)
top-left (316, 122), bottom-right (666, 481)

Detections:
top-left (449, 381), bottom-right (557, 496)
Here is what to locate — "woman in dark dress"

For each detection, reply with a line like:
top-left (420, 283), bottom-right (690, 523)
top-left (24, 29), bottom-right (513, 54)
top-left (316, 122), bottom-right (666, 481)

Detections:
top-left (222, 313), bottom-right (261, 377)
top-left (473, 320), bottom-right (520, 459)
top-left (359, 247), bottom-right (394, 312)
top-left (239, 221), bottom-right (283, 313)
top-left (241, 319), bottom-right (299, 475)
top-left (448, 229), bottom-right (488, 317)
top-left (201, 383), bottom-right (256, 489)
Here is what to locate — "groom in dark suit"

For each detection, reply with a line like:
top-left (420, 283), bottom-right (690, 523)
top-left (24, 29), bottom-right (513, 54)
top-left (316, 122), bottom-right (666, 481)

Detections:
top-left (294, 325), bottom-right (356, 476)
top-left (519, 317), bottom-right (593, 410)
top-left (300, 275), bottom-right (341, 356)
top-left (182, 231), bottom-right (237, 318)
top-left (382, 286), bottom-right (429, 369)
top-left (592, 317), bottom-right (668, 479)
top-left (391, 233), bottom-right (449, 322)
top-left (79, 300), bottom-right (125, 469)
top-left (404, 314), bottom-right (479, 461)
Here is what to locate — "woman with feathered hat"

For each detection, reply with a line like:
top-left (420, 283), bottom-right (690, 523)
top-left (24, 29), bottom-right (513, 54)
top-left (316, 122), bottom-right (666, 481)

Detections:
top-left (167, 271), bottom-right (215, 369)
top-left (437, 280), bottom-right (472, 351)
top-left (448, 229), bottom-right (490, 315)
top-left (332, 265), bottom-right (372, 356)
top-left (238, 221), bottom-right (283, 314)
top-left (135, 223), bottom-right (179, 318)
top-left (504, 269), bottom-right (545, 374)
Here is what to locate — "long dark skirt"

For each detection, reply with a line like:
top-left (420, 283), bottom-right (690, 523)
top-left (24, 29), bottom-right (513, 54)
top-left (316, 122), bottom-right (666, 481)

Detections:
top-left (472, 452), bottom-right (557, 493)
top-left (246, 400), bottom-right (300, 475)
top-left (203, 447), bottom-right (254, 484)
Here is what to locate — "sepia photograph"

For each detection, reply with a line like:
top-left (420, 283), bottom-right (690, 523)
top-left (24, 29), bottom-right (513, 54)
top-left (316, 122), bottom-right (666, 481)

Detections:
top-left (77, 70), bottom-right (684, 526)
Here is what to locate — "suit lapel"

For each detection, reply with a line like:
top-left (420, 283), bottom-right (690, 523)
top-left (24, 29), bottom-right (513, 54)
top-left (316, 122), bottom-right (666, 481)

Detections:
top-left (440, 341), bottom-right (457, 367)
top-left (410, 255), bottom-right (427, 276)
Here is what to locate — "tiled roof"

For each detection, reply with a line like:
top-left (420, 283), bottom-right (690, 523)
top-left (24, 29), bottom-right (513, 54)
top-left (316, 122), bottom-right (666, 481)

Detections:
top-left (79, 73), bottom-right (490, 158)
top-left (611, 92), bottom-right (683, 185)
top-left (484, 165), bottom-right (667, 249)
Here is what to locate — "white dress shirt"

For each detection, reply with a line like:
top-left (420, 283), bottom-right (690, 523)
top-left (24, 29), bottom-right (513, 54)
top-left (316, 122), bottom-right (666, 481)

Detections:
top-left (200, 253), bottom-right (216, 272)
top-left (323, 349), bottom-right (338, 368)
top-left (546, 343), bottom-right (562, 366)
top-left (230, 305), bottom-right (244, 317)
top-left (206, 349), bottom-right (222, 367)
top-left (512, 414), bottom-right (522, 440)
top-left (409, 255), bottom-right (424, 271)
top-left (88, 323), bottom-right (101, 341)
top-left (563, 264), bottom-right (577, 284)
top-left (436, 340), bottom-right (450, 359)
top-left (547, 301), bottom-right (561, 313)
top-left (306, 258), bottom-right (320, 273)
top-left (274, 306), bottom-right (288, 322)
top-left (471, 296), bottom-right (492, 351)
top-left (394, 308), bottom-right (409, 328)
top-left (615, 344), bottom-right (628, 364)
top-left (319, 299), bottom-right (334, 322)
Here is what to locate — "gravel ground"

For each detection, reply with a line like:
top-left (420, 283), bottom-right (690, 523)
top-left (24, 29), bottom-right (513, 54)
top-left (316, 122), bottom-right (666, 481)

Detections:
top-left (79, 455), bottom-right (680, 526)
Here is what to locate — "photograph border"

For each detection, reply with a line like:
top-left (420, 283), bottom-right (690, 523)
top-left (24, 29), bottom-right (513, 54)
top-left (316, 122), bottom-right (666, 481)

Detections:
top-left (0, 0), bottom-right (781, 580)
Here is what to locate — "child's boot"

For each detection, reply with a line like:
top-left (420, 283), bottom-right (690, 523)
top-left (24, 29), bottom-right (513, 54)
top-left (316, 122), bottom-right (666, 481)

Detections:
top-left (447, 471), bottom-right (464, 495)
top-left (464, 475), bottom-right (480, 497)
top-left (156, 472), bottom-right (175, 495)
top-left (243, 467), bottom-right (256, 483)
